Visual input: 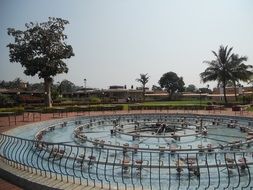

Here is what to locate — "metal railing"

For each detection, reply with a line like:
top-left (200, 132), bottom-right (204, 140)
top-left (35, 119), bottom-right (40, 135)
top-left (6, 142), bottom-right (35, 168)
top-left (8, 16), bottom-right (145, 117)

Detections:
top-left (0, 133), bottom-right (252, 189)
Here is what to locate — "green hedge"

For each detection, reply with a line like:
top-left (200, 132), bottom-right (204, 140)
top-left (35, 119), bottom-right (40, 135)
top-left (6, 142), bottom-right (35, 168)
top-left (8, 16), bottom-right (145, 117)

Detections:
top-left (42, 105), bottom-right (124, 113)
top-left (0, 107), bottom-right (24, 115)
top-left (128, 104), bottom-right (206, 111)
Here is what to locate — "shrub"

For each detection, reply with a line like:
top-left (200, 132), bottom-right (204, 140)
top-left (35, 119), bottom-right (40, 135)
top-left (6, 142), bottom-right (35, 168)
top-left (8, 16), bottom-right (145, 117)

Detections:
top-left (89, 96), bottom-right (101, 104)
top-left (0, 107), bottom-right (24, 115)
top-left (0, 94), bottom-right (15, 107)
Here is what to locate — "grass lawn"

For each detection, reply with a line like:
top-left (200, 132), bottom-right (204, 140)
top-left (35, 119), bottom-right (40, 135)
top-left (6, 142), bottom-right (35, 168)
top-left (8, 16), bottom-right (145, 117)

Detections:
top-left (247, 106), bottom-right (253, 112)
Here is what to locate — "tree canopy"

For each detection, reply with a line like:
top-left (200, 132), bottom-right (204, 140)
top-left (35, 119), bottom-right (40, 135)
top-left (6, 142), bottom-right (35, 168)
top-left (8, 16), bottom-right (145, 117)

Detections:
top-left (7, 17), bottom-right (74, 107)
top-left (58, 79), bottom-right (76, 93)
top-left (158, 72), bottom-right (185, 100)
top-left (229, 54), bottom-right (253, 100)
top-left (0, 78), bottom-right (24, 89)
top-left (200, 45), bottom-right (252, 104)
top-left (185, 84), bottom-right (197, 93)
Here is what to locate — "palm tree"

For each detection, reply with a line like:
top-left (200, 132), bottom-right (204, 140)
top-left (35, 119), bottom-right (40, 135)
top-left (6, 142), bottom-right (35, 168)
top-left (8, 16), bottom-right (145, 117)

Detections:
top-left (200, 45), bottom-right (234, 104)
top-left (136, 73), bottom-right (149, 102)
top-left (229, 54), bottom-right (252, 101)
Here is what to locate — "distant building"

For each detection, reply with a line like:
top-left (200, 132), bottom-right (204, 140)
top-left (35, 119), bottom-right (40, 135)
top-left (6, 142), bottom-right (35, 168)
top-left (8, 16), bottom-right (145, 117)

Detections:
top-left (109, 85), bottom-right (126, 89)
top-left (211, 86), bottom-right (253, 102)
top-left (136, 87), bottom-right (149, 90)
top-left (0, 88), bottom-right (44, 105)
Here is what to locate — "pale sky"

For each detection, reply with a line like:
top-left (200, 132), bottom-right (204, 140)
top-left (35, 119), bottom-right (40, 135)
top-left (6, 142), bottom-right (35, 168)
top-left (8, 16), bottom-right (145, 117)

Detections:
top-left (0, 0), bottom-right (253, 89)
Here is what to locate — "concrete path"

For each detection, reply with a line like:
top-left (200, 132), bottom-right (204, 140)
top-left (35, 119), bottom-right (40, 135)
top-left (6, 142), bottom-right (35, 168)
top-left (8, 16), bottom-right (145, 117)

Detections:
top-left (0, 178), bottom-right (23, 190)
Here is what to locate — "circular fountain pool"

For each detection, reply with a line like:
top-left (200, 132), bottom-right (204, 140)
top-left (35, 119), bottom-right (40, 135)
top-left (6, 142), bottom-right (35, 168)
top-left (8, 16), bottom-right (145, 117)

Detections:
top-left (2, 113), bottom-right (253, 189)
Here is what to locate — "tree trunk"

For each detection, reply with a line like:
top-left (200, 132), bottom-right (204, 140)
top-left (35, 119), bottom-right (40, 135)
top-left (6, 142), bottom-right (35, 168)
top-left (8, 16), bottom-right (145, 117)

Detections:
top-left (142, 85), bottom-right (145, 102)
top-left (233, 82), bottom-right (238, 101)
top-left (222, 83), bottom-right (228, 104)
top-left (168, 90), bottom-right (173, 100)
top-left (44, 78), bottom-right (52, 107)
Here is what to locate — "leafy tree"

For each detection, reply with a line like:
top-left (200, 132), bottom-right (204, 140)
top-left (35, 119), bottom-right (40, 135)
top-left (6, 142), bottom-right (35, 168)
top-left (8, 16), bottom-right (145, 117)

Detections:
top-left (11, 78), bottom-right (22, 89)
top-left (7, 17), bottom-right (74, 107)
top-left (0, 80), bottom-right (7, 88)
top-left (0, 93), bottom-right (14, 107)
top-left (229, 54), bottom-right (252, 101)
top-left (51, 84), bottom-right (60, 101)
top-left (58, 79), bottom-right (76, 94)
top-left (200, 45), bottom-right (233, 104)
top-left (185, 84), bottom-right (197, 92)
top-left (0, 78), bottom-right (23, 89)
top-left (200, 45), bottom-right (251, 104)
top-left (136, 73), bottom-right (150, 101)
top-left (158, 72), bottom-right (185, 100)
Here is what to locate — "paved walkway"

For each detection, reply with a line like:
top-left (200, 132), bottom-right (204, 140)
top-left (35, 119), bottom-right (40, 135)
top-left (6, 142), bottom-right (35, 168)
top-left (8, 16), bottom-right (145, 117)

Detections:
top-left (0, 178), bottom-right (23, 190)
top-left (0, 108), bottom-right (252, 189)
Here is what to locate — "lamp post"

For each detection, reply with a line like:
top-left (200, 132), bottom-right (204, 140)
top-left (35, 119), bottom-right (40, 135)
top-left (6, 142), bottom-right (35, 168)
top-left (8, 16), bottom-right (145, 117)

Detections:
top-left (83, 79), bottom-right (87, 103)
top-left (16, 91), bottom-right (20, 106)
top-left (84, 79), bottom-right (87, 90)
top-left (239, 85), bottom-right (245, 104)
top-left (242, 89), bottom-right (245, 105)
top-left (199, 90), bottom-right (202, 106)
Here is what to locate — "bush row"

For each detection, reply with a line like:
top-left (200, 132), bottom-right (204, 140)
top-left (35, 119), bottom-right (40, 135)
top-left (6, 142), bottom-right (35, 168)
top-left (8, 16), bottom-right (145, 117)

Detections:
top-left (128, 105), bottom-right (206, 110)
top-left (42, 105), bottom-right (124, 113)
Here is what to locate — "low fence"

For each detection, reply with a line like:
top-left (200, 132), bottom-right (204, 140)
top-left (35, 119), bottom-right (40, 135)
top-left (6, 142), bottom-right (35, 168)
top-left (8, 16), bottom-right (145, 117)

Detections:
top-left (0, 133), bottom-right (252, 189)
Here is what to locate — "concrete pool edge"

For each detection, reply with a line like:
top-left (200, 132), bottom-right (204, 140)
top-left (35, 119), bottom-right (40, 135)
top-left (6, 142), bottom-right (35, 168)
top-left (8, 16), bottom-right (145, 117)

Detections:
top-left (0, 158), bottom-right (106, 190)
